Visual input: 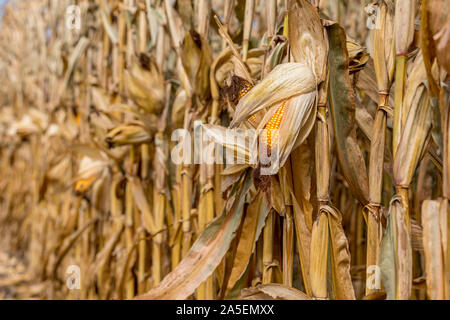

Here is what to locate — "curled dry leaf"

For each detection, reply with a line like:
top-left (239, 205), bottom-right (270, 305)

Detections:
top-left (288, 0), bottom-right (327, 84)
top-left (380, 197), bottom-right (412, 300)
top-left (310, 213), bottom-right (329, 299)
top-left (326, 205), bottom-right (356, 300)
top-left (226, 192), bottom-right (269, 293)
top-left (394, 88), bottom-right (432, 187)
top-left (421, 199), bottom-right (448, 299)
top-left (135, 172), bottom-right (252, 300)
top-left (327, 23), bottom-right (369, 205)
top-left (239, 283), bottom-right (311, 300)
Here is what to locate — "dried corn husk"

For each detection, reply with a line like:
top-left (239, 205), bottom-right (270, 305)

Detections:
top-left (380, 196), bottom-right (412, 300)
top-left (288, 0), bottom-right (327, 84)
top-left (125, 54), bottom-right (165, 114)
top-left (421, 199), bottom-right (449, 299)
top-left (230, 63), bottom-right (317, 127)
top-left (105, 122), bottom-right (152, 147)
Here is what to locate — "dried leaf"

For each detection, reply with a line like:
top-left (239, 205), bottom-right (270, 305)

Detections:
top-left (288, 0), bottom-right (327, 83)
top-left (136, 172), bottom-right (252, 299)
top-left (327, 23), bottom-right (369, 205)
top-left (240, 283), bottom-right (311, 300)
top-left (310, 213), bottom-right (329, 298)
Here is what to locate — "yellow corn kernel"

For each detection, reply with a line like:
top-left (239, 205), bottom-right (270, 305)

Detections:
top-left (262, 102), bottom-right (286, 148)
top-left (249, 114), bottom-right (258, 123)
top-left (75, 175), bottom-right (97, 193)
top-left (237, 84), bottom-right (259, 126)
top-left (238, 84), bottom-right (252, 101)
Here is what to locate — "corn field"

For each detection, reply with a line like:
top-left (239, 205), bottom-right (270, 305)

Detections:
top-left (0, 0), bottom-right (448, 300)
